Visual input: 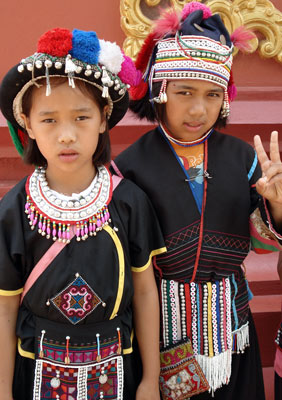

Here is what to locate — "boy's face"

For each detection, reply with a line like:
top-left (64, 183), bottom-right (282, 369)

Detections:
top-left (163, 79), bottom-right (224, 141)
top-left (21, 81), bottom-right (107, 189)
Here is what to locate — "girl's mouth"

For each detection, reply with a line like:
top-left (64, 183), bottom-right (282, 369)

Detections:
top-left (59, 150), bottom-right (79, 162)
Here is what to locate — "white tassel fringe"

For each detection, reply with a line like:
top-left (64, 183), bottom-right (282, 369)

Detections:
top-left (233, 322), bottom-right (249, 353)
top-left (194, 323), bottom-right (249, 396)
top-left (196, 349), bottom-right (232, 396)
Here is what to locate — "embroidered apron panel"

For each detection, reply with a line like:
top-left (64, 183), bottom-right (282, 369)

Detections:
top-left (33, 356), bottom-right (123, 400)
top-left (33, 316), bottom-right (124, 399)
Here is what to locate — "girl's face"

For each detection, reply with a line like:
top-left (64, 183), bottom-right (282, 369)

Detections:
top-left (163, 79), bottom-right (224, 141)
top-left (21, 81), bottom-right (107, 190)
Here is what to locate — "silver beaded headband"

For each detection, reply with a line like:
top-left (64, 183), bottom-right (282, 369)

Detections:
top-left (152, 34), bottom-right (233, 90)
top-left (14, 53), bottom-right (129, 129)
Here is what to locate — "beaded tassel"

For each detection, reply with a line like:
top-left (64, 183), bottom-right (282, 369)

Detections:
top-left (96, 333), bottom-right (101, 362)
top-left (39, 330), bottom-right (46, 358)
top-left (25, 196), bottom-right (111, 243)
top-left (65, 336), bottom-right (70, 364)
top-left (46, 220), bottom-right (51, 239)
top-left (41, 217), bottom-right (47, 236)
top-left (117, 327), bottom-right (122, 354)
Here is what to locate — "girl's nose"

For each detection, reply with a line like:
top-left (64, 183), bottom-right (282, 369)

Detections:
top-left (58, 125), bottom-right (76, 144)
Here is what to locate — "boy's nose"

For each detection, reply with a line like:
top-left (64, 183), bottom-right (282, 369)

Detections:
top-left (189, 100), bottom-right (205, 116)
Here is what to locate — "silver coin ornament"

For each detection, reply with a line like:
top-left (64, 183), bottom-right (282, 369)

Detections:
top-left (50, 377), bottom-right (61, 389)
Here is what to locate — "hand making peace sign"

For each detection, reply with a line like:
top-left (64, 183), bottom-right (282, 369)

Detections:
top-left (254, 131), bottom-right (282, 225)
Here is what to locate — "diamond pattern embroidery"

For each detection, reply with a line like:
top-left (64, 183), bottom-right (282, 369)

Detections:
top-left (51, 275), bottom-right (102, 324)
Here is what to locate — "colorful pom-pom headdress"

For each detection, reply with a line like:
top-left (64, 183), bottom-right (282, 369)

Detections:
top-left (130, 2), bottom-right (255, 122)
top-left (0, 28), bottom-right (141, 155)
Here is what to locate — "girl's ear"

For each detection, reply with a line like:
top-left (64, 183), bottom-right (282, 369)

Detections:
top-left (20, 113), bottom-right (35, 139)
top-left (99, 105), bottom-right (109, 134)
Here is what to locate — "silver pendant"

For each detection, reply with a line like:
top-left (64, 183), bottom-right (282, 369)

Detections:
top-left (99, 374), bottom-right (108, 384)
top-left (50, 377), bottom-right (61, 388)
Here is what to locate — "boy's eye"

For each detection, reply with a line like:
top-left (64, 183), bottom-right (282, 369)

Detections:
top-left (76, 116), bottom-right (89, 121)
top-left (177, 91), bottom-right (191, 96)
top-left (208, 92), bottom-right (221, 98)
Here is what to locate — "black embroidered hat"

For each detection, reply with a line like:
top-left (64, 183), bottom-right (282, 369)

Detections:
top-left (130, 2), bottom-right (255, 122)
top-left (0, 28), bottom-right (141, 155)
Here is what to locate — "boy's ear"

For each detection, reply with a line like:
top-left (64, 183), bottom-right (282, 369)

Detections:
top-left (20, 113), bottom-right (35, 139)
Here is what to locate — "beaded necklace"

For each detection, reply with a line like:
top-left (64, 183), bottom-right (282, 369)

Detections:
top-left (25, 165), bottom-right (112, 242)
top-left (159, 122), bottom-right (213, 147)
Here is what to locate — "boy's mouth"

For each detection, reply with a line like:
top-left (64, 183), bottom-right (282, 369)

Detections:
top-left (184, 122), bottom-right (204, 131)
top-left (186, 121), bottom-right (204, 127)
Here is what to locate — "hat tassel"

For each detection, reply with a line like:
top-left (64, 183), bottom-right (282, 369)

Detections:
top-left (65, 55), bottom-right (76, 88)
top-left (45, 66), bottom-right (51, 96)
top-left (101, 67), bottom-right (112, 98)
top-left (153, 79), bottom-right (167, 104)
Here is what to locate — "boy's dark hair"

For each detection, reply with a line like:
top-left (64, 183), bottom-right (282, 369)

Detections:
top-left (129, 81), bottom-right (228, 129)
top-left (22, 78), bottom-right (110, 167)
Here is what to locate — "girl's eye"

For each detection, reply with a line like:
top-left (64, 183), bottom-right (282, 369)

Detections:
top-left (42, 118), bottom-right (55, 123)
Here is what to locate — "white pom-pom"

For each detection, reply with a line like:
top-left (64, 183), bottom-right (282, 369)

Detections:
top-left (98, 40), bottom-right (124, 74)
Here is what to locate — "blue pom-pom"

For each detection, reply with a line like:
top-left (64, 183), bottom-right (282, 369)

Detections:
top-left (71, 29), bottom-right (100, 64)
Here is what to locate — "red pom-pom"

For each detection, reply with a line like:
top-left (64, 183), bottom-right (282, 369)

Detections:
top-left (228, 83), bottom-right (237, 102)
top-left (37, 28), bottom-right (73, 57)
top-left (182, 2), bottom-right (212, 20)
top-left (130, 80), bottom-right (148, 100)
top-left (135, 32), bottom-right (157, 72)
top-left (227, 70), bottom-right (237, 101)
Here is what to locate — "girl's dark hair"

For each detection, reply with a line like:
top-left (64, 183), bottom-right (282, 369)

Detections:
top-left (22, 78), bottom-right (110, 167)
top-left (129, 81), bottom-right (228, 129)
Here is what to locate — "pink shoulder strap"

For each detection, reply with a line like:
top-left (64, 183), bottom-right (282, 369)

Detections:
top-left (20, 228), bottom-right (75, 304)
top-left (111, 160), bottom-right (124, 179)
top-left (21, 173), bottom-right (123, 304)
top-left (112, 173), bottom-right (122, 190)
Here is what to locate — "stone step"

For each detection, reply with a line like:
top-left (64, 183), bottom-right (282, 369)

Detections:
top-left (246, 251), bottom-right (281, 368)
top-left (0, 146), bottom-right (32, 181)
top-left (263, 367), bottom-right (274, 400)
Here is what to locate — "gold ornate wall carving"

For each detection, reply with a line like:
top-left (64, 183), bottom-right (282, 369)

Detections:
top-left (120, 0), bottom-right (282, 64)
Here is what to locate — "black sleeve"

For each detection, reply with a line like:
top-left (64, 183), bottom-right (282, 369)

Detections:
top-left (110, 178), bottom-right (166, 271)
top-left (0, 181), bottom-right (27, 293)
